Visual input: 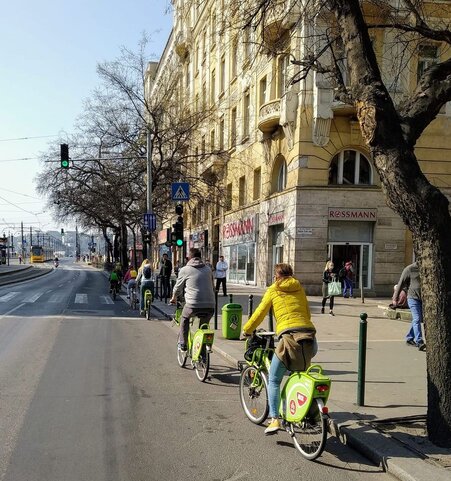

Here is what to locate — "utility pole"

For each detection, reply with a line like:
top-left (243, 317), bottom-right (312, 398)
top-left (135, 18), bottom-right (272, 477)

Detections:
top-left (146, 129), bottom-right (153, 262)
top-left (21, 222), bottom-right (24, 260)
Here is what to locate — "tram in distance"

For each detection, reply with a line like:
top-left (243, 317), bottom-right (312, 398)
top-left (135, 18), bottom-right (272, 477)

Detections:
top-left (30, 245), bottom-right (53, 263)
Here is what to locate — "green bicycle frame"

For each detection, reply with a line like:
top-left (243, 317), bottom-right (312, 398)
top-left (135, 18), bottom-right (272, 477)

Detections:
top-left (191, 323), bottom-right (215, 362)
top-left (279, 365), bottom-right (331, 423)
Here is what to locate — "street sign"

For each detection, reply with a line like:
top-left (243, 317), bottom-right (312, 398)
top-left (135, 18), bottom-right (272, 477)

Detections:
top-left (171, 182), bottom-right (190, 201)
top-left (143, 213), bottom-right (157, 231)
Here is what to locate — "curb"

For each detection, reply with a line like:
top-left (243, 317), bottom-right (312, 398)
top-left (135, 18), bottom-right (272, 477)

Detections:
top-left (0, 267), bottom-right (52, 287)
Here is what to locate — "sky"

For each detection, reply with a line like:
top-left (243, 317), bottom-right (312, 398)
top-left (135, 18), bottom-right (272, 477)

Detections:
top-left (0, 0), bottom-right (172, 237)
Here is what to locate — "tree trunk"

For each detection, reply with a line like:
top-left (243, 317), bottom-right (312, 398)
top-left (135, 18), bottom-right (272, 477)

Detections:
top-left (120, 222), bottom-right (128, 272)
top-left (374, 148), bottom-right (451, 447)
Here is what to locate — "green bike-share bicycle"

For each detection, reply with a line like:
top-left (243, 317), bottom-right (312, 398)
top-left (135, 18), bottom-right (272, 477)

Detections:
top-left (239, 330), bottom-right (331, 460)
top-left (173, 301), bottom-right (215, 382)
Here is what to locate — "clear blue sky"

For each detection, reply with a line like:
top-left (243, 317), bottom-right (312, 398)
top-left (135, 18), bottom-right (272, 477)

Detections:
top-left (0, 0), bottom-right (172, 236)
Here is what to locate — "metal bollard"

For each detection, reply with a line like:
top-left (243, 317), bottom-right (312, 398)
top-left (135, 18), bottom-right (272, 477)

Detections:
top-left (214, 290), bottom-right (219, 330)
top-left (357, 312), bottom-right (368, 406)
top-left (228, 294), bottom-right (233, 304)
top-left (269, 308), bottom-right (274, 331)
top-left (248, 294), bottom-right (254, 318)
top-left (155, 276), bottom-right (160, 300)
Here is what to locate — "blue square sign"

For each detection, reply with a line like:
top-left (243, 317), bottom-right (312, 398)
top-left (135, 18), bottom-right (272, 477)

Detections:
top-left (171, 182), bottom-right (190, 201)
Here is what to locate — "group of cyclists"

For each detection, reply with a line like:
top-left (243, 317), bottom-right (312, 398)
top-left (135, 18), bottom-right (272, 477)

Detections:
top-left (108, 248), bottom-right (318, 436)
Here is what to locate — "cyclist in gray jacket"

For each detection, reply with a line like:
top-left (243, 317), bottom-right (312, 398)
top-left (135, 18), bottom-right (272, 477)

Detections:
top-left (170, 248), bottom-right (215, 350)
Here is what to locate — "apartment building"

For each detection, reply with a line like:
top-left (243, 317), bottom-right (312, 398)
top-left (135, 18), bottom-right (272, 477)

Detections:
top-left (148, 0), bottom-right (451, 295)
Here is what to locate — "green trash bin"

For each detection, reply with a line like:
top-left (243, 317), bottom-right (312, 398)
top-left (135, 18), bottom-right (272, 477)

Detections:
top-left (222, 303), bottom-right (243, 340)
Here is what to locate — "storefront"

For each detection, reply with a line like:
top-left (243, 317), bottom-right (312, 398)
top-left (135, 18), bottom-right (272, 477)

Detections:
top-left (222, 215), bottom-right (257, 285)
top-left (326, 208), bottom-right (376, 290)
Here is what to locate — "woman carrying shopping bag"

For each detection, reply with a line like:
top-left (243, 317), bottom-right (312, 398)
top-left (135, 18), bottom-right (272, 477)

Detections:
top-left (321, 261), bottom-right (340, 316)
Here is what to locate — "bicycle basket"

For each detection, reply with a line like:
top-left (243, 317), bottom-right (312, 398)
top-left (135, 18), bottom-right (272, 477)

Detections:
top-left (244, 334), bottom-right (274, 362)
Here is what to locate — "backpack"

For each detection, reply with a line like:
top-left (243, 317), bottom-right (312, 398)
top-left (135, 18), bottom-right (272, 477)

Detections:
top-left (338, 267), bottom-right (346, 279)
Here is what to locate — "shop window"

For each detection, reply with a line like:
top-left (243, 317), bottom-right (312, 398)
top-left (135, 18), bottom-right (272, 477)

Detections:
top-left (328, 150), bottom-right (373, 185)
top-left (271, 155), bottom-right (287, 193)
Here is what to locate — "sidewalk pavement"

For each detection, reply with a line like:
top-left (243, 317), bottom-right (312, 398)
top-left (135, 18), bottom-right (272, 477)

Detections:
top-left (151, 285), bottom-right (450, 481)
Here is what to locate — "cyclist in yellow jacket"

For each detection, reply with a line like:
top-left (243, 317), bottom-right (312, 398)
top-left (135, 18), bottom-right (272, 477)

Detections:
top-left (242, 263), bottom-right (317, 434)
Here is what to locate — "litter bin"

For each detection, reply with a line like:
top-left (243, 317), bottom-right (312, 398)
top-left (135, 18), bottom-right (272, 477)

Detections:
top-left (222, 303), bottom-right (242, 340)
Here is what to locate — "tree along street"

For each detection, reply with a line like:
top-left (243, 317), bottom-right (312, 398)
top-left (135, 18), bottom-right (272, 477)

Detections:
top-left (0, 263), bottom-right (391, 480)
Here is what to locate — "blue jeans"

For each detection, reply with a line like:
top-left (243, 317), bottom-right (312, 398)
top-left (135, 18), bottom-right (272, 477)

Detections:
top-left (268, 354), bottom-right (287, 418)
top-left (343, 278), bottom-right (353, 297)
top-left (406, 298), bottom-right (423, 345)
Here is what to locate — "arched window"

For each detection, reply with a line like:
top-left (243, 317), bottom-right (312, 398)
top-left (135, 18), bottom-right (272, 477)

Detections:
top-left (272, 155), bottom-right (287, 193)
top-left (328, 150), bottom-right (373, 185)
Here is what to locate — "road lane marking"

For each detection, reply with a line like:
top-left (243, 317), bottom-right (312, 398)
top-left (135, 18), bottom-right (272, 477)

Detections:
top-left (0, 302), bottom-right (26, 317)
top-left (100, 295), bottom-right (114, 305)
top-left (75, 293), bottom-right (88, 304)
top-left (0, 292), bottom-right (20, 302)
top-left (48, 293), bottom-right (65, 303)
top-left (25, 292), bottom-right (45, 303)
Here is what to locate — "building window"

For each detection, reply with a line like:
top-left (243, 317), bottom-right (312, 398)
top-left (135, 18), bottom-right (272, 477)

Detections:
top-left (239, 176), bottom-right (246, 206)
top-left (230, 107), bottom-right (237, 147)
top-left (271, 155), bottom-right (287, 193)
top-left (195, 42), bottom-right (200, 73)
top-left (231, 37), bottom-right (238, 79)
top-left (201, 135), bottom-right (206, 155)
top-left (259, 76), bottom-right (267, 106)
top-left (243, 28), bottom-right (251, 62)
top-left (253, 167), bottom-right (261, 200)
top-left (210, 129), bottom-right (215, 150)
top-left (219, 117), bottom-right (225, 150)
top-left (243, 91), bottom-right (250, 139)
top-left (278, 54), bottom-right (290, 97)
top-left (202, 30), bottom-right (207, 63)
top-left (328, 150), bottom-right (373, 185)
top-left (211, 12), bottom-right (216, 50)
top-left (417, 44), bottom-right (439, 82)
top-left (202, 81), bottom-right (207, 108)
top-left (210, 69), bottom-right (216, 105)
top-left (220, 56), bottom-right (226, 94)
top-left (226, 183), bottom-right (233, 211)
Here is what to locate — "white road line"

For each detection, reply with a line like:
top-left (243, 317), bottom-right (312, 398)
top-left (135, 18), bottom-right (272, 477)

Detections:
top-left (75, 293), bottom-right (88, 304)
top-left (0, 303), bottom-right (26, 317)
top-left (100, 295), bottom-right (114, 305)
top-left (48, 293), bottom-right (65, 303)
top-left (0, 292), bottom-right (20, 302)
top-left (25, 292), bottom-right (45, 303)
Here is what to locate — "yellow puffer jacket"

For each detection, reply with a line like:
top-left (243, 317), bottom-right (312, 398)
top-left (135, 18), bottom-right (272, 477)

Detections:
top-left (242, 277), bottom-right (314, 336)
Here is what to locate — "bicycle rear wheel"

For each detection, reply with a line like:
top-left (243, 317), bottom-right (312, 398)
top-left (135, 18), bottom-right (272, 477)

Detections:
top-left (146, 302), bottom-right (151, 320)
top-left (290, 399), bottom-right (328, 460)
top-left (112, 288), bottom-right (117, 301)
top-left (194, 347), bottom-right (210, 382)
top-left (239, 365), bottom-right (269, 424)
top-left (177, 339), bottom-right (187, 367)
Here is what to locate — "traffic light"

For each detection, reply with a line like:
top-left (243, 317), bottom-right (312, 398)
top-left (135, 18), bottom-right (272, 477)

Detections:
top-left (173, 216), bottom-right (183, 247)
top-left (61, 228), bottom-right (64, 236)
top-left (60, 144), bottom-right (69, 169)
top-left (175, 203), bottom-right (183, 215)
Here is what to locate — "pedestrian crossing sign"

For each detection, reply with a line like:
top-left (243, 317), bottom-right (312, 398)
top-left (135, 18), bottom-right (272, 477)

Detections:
top-left (171, 182), bottom-right (190, 201)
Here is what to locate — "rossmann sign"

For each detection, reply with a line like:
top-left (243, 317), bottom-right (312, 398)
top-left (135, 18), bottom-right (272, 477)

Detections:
top-left (222, 216), bottom-right (256, 246)
top-left (328, 208), bottom-right (377, 221)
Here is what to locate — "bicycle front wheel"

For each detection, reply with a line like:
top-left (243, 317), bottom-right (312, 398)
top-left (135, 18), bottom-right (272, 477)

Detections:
top-left (195, 347), bottom-right (210, 382)
top-left (177, 339), bottom-right (187, 367)
top-left (112, 289), bottom-right (117, 301)
top-left (239, 365), bottom-right (269, 424)
top-left (290, 399), bottom-right (328, 460)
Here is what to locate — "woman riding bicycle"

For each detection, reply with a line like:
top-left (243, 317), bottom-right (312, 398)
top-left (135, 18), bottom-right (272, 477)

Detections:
top-left (242, 263), bottom-right (317, 435)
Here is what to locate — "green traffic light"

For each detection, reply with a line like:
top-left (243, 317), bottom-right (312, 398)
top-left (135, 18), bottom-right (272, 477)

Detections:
top-left (176, 239), bottom-right (183, 247)
top-left (61, 160), bottom-right (69, 168)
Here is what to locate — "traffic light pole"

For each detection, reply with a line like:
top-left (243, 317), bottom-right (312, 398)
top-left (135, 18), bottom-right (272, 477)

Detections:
top-left (146, 129), bottom-right (153, 262)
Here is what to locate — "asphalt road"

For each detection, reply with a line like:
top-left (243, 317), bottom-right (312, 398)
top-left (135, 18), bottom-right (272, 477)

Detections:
top-left (0, 261), bottom-right (393, 480)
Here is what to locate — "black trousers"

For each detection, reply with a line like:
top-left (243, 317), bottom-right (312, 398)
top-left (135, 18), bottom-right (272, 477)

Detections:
top-left (215, 277), bottom-right (227, 296)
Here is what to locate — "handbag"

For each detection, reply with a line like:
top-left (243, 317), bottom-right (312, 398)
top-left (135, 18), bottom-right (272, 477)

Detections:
top-left (328, 281), bottom-right (342, 297)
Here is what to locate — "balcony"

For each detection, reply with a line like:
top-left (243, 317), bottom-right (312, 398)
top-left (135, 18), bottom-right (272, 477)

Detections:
top-left (262, 0), bottom-right (300, 44)
top-left (199, 152), bottom-right (228, 178)
top-left (174, 27), bottom-right (192, 59)
top-left (258, 99), bottom-right (281, 133)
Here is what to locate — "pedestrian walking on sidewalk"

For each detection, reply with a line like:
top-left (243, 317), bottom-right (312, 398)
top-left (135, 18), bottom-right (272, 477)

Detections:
top-left (242, 263), bottom-right (316, 435)
top-left (215, 255), bottom-right (228, 296)
top-left (159, 253), bottom-right (173, 299)
top-left (394, 262), bottom-right (426, 351)
top-left (342, 260), bottom-right (354, 298)
top-left (321, 260), bottom-right (337, 316)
